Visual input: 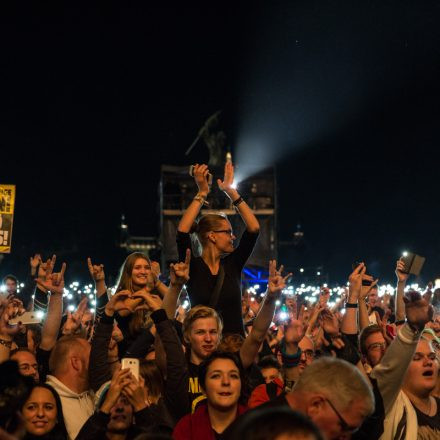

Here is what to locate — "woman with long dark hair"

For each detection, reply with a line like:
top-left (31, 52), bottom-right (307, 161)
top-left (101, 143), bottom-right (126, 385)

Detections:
top-left (21, 383), bottom-right (68, 440)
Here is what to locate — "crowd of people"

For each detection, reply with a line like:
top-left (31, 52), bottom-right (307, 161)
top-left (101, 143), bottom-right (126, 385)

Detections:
top-left (0, 162), bottom-right (439, 440)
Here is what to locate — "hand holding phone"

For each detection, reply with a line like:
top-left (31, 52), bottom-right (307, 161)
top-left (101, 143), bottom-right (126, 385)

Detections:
top-left (121, 358), bottom-right (139, 380)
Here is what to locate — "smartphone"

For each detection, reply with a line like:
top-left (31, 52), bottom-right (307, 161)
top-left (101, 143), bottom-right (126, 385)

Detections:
top-left (189, 165), bottom-right (213, 186)
top-left (401, 252), bottom-right (425, 276)
top-left (121, 358), bottom-right (139, 380)
top-left (8, 311), bottom-right (43, 325)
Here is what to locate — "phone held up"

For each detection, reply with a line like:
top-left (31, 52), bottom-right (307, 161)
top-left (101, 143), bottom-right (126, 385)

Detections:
top-left (121, 358), bottom-right (139, 380)
top-left (189, 165), bottom-right (213, 186)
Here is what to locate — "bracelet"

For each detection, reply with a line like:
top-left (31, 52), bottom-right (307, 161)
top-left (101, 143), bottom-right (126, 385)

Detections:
top-left (194, 194), bottom-right (209, 206)
top-left (232, 196), bottom-right (244, 207)
top-left (0, 338), bottom-right (12, 349)
top-left (345, 303), bottom-right (358, 309)
top-left (395, 319), bottom-right (405, 326)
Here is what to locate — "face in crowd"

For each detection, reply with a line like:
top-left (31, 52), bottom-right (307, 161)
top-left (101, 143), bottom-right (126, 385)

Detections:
top-left (118, 257), bottom-right (153, 317)
top-left (403, 339), bottom-right (439, 397)
top-left (298, 337), bottom-right (315, 375)
top-left (364, 330), bottom-right (387, 367)
top-left (11, 350), bottom-right (39, 383)
top-left (187, 317), bottom-right (220, 363)
top-left (203, 358), bottom-right (241, 411)
top-left (4, 277), bottom-right (17, 296)
top-left (207, 219), bottom-right (236, 254)
top-left (22, 387), bottom-right (58, 436)
top-left (368, 287), bottom-right (379, 308)
top-left (107, 395), bottom-right (133, 434)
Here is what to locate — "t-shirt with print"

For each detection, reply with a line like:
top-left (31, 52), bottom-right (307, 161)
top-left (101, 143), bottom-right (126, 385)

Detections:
top-left (413, 397), bottom-right (440, 440)
top-left (187, 361), bottom-right (206, 413)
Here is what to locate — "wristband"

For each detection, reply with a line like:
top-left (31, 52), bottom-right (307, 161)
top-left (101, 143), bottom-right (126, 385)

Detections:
top-left (395, 319), bottom-right (405, 326)
top-left (232, 196), bottom-right (244, 207)
top-left (345, 303), bottom-right (358, 309)
top-left (194, 194), bottom-right (209, 206)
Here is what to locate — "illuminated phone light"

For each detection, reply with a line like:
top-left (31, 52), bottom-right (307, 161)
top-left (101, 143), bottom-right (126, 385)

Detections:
top-left (278, 311), bottom-right (288, 321)
top-left (88, 284), bottom-right (93, 288)
top-left (308, 296), bottom-right (317, 303)
top-left (231, 182), bottom-right (237, 189)
top-left (402, 251), bottom-right (408, 257)
top-left (323, 283), bottom-right (328, 288)
top-left (435, 279), bottom-right (440, 289)
top-left (275, 300), bottom-right (281, 306)
top-left (31, 294), bottom-right (35, 299)
top-left (68, 305), bottom-right (75, 311)
top-left (250, 297), bottom-right (255, 302)
top-left (182, 300), bottom-right (189, 309)
top-left (20, 283), bottom-right (25, 288)
top-left (260, 293), bottom-right (265, 297)
top-left (253, 284), bottom-right (260, 290)
top-left (90, 308), bottom-right (95, 314)
top-left (317, 272), bottom-right (321, 276)
top-left (94, 289), bottom-right (97, 294)
top-left (35, 311), bottom-right (45, 319)
top-left (301, 283), bottom-right (305, 288)
top-left (88, 294), bottom-right (94, 299)
top-left (67, 293), bottom-right (73, 299)
top-left (300, 268), bottom-right (304, 273)
top-left (0, 285), bottom-right (6, 293)
top-left (91, 300), bottom-right (96, 306)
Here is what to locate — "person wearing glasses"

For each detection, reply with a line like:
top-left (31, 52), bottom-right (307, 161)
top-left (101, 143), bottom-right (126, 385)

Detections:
top-left (230, 356), bottom-right (374, 440)
top-left (177, 162), bottom-right (260, 335)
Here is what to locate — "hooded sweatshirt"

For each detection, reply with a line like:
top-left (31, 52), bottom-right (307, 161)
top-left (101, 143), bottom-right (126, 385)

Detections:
top-left (46, 375), bottom-right (95, 440)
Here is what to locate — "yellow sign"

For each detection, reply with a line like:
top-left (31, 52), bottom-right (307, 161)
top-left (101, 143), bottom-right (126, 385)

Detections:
top-left (0, 184), bottom-right (16, 253)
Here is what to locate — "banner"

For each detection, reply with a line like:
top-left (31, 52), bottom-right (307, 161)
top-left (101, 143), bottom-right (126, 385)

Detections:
top-left (0, 184), bottom-right (16, 253)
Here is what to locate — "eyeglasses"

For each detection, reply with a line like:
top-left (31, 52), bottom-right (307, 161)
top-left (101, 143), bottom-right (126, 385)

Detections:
top-left (303, 349), bottom-right (315, 359)
top-left (325, 398), bottom-right (359, 434)
top-left (212, 230), bottom-right (233, 236)
top-left (366, 342), bottom-right (386, 352)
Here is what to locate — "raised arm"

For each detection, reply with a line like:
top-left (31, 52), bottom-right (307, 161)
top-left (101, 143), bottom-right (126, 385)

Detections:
top-left (217, 161), bottom-right (260, 233)
top-left (37, 260), bottom-right (66, 351)
top-left (395, 258), bottom-right (408, 323)
top-left (177, 164), bottom-right (211, 233)
top-left (370, 291), bottom-right (433, 414)
top-left (240, 261), bottom-right (290, 369)
top-left (162, 249), bottom-right (190, 319)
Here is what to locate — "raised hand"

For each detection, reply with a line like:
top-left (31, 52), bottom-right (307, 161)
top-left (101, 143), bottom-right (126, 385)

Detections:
top-left (0, 303), bottom-right (25, 337)
top-left (29, 254), bottom-right (42, 276)
top-left (267, 260), bottom-right (292, 296)
top-left (105, 290), bottom-right (132, 316)
top-left (122, 374), bottom-right (148, 411)
top-left (36, 255), bottom-right (56, 288)
top-left (319, 287), bottom-right (331, 307)
top-left (192, 163), bottom-right (211, 195)
top-left (151, 261), bottom-right (161, 280)
top-left (320, 309), bottom-right (341, 337)
top-left (87, 257), bottom-right (105, 282)
top-left (217, 161), bottom-right (235, 194)
top-left (63, 296), bottom-right (88, 335)
top-left (101, 368), bottom-right (133, 413)
top-left (132, 291), bottom-right (163, 312)
top-left (170, 249), bottom-right (190, 286)
top-left (35, 258), bottom-right (66, 296)
top-left (395, 258), bottom-right (409, 283)
top-left (404, 290), bottom-right (434, 331)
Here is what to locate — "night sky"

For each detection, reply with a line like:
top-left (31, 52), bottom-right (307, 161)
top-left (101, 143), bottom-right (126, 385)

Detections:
top-left (2, 2), bottom-right (440, 284)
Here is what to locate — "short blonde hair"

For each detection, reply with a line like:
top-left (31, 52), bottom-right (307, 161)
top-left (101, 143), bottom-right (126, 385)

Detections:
top-left (183, 305), bottom-right (223, 343)
top-left (49, 335), bottom-right (88, 375)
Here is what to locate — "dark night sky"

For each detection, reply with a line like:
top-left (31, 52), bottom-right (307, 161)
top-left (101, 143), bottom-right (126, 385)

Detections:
top-left (1, 2), bottom-right (440, 284)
